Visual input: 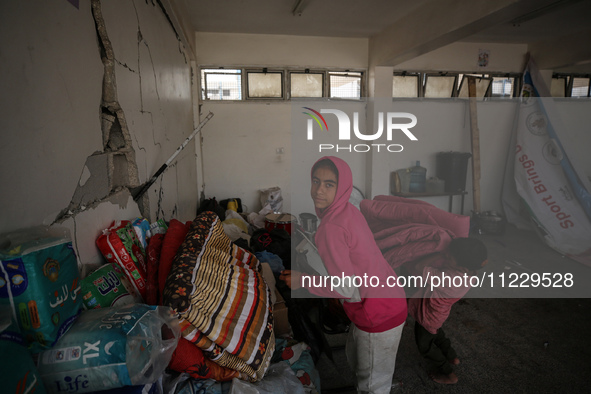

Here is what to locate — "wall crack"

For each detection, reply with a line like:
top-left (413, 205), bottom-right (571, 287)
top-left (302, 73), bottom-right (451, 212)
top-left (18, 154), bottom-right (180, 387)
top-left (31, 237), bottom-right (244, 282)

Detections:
top-left (54, 0), bottom-right (150, 224)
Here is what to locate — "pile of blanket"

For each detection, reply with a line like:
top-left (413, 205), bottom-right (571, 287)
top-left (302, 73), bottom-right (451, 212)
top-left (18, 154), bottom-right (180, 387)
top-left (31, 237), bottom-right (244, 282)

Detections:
top-left (161, 211), bottom-right (275, 382)
top-left (360, 195), bottom-right (470, 269)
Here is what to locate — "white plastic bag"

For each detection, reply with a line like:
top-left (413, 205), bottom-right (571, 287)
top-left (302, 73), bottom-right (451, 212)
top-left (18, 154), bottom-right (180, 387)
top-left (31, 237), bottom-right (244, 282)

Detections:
top-left (259, 187), bottom-right (283, 212)
top-left (230, 362), bottom-right (305, 394)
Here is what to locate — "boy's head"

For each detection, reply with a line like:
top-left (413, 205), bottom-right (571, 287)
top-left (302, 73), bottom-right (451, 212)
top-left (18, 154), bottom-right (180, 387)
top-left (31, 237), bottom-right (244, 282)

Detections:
top-left (449, 237), bottom-right (488, 270)
top-left (311, 159), bottom-right (339, 210)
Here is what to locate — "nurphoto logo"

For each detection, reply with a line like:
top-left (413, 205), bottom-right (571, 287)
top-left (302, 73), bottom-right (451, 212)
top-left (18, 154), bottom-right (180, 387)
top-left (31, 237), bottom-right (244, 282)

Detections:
top-left (302, 107), bottom-right (418, 153)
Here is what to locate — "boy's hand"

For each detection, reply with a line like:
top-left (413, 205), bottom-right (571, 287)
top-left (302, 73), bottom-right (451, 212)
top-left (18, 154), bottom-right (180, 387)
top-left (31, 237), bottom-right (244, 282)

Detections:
top-left (279, 270), bottom-right (302, 290)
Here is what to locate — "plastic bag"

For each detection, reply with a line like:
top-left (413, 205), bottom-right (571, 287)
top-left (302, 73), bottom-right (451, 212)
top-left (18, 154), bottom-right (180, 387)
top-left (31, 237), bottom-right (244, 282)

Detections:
top-left (259, 187), bottom-right (283, 212)
top-left (0, 305), bottom-right (48, 393)
top-left (37, 303), bottom-right (180, 393)
top-left (96, 221), bottom-right (148, 301)
top-left (0, 226), bottom-right (82, 353)
top-left (229, 362), bottom-right (304, 394)
top-left (80, 263), bottom-right (142, 309)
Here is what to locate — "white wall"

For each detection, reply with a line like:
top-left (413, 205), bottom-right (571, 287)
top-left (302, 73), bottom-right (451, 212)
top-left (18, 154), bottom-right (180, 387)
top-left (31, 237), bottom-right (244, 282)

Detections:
top-left (194, 33), bottom-right (534, 218)
top-left (0, 0), bottom-right (196, 270)
top-left (195, 33), bottom-right (369, 214)
top-left (394, 41), bottom-right (528, 73)
top-left (364, 41), bottom-right (530, 214)
top-left (366, 99), bottom-right (517, 214)
top-left (195, 32), bottom-right (368, 68)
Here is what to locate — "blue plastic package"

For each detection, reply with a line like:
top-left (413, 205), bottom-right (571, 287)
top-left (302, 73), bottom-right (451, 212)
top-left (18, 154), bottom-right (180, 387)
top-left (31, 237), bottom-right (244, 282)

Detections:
top-left (0, 226), bottom-right (82, 353)
top-left (37, 303), bottom-right (180, 393)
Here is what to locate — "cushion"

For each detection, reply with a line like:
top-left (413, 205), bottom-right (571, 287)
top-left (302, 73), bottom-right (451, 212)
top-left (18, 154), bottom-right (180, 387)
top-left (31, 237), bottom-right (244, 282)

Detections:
top-left (158, 219), bottom-right (191, 303)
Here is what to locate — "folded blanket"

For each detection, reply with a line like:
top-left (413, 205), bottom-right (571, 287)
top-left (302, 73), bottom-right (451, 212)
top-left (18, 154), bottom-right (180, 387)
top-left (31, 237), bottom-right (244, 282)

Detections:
top-left (361, 195), bottom-right (470, 268)
top-left (162, 212), bottom-right (274, 382)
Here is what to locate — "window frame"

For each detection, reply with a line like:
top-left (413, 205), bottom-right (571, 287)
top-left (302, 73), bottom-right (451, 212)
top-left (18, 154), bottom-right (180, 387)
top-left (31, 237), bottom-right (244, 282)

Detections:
top-left (423, 73), bottom-right (459, 98)
top-left (201, 68), bottom-right (243, 101)
top-left (551, 73), bottom-right (590, 97)
top-left (288, 70), bottom-right (325, 99)
top-left (392, 72), bottom-right (421, 98)
top-left (392, 71), bottom-right (523, 99)
top-left (199, 66), bottom-right (366, 102)
top-left (245, 69), bottom-right (285, 100)
top-left (327, 70), bottom-right (364, 100)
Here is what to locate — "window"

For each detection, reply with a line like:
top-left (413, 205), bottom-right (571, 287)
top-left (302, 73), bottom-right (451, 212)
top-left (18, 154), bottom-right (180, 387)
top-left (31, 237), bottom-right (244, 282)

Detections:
top-left (551, 74), bottom-right (590, 97)
top-left (551, 76), bottom-right (568, 97)
top-left (424, 74), bottom-right (457, 98)
top-left (571, 77), bottom-right (590, 98)
top-left (457, 75), bottom-right (492, 98)
top-left (393, 71), bottom-right (521, 98)
top-left (200, 67), bottom-right (364, 100)
top-left (490, 76), bottom-right (516, 97)
top-left (247, 70), bottom-right (283, 98)
top-left (329, 71), bottom-right (362, 99)
top-left (290, 72), bottom-right (324, 98)
top-left (392, 73), bottom-right (420, 97)
top-left (201, 69), bottom-right (242, 100)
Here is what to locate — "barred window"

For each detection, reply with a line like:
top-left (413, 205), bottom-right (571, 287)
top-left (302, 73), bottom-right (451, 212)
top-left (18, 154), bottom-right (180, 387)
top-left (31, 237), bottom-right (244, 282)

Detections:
top-left (329, 71), bottom-right (362, 99)
top-left (201, 69), bottom-right (242, 100)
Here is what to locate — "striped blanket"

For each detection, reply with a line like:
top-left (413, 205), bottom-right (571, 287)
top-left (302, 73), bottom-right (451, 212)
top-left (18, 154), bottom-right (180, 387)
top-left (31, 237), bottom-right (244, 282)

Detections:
top-left (162, 211), bottom-right (274, 382)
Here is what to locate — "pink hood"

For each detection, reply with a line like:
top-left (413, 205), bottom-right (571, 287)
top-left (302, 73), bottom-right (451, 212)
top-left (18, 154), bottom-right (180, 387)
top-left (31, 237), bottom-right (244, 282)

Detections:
top-left (307, 156), bottom-right (407, 333)
top-left (313, 156), bottom-right (353, 220)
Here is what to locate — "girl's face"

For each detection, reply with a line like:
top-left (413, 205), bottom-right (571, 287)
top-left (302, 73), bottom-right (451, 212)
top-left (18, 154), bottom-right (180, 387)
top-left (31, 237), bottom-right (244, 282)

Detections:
top-left (311, 166), bottom-right (338, 210)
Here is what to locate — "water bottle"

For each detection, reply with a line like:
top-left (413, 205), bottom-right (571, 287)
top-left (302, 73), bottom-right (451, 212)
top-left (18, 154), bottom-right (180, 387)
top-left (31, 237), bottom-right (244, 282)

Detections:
top-left (409, 161), bottom-right (426, 193)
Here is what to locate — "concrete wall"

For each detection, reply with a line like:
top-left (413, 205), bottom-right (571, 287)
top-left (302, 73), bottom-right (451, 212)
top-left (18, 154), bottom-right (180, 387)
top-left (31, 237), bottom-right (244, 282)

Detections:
top-left (0, 0), bottom-right (196, 271)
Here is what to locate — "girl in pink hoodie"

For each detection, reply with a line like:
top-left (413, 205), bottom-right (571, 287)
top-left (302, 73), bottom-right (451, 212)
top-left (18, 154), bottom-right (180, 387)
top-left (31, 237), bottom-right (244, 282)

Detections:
top-left (280, 156), bottom-right (407, 394)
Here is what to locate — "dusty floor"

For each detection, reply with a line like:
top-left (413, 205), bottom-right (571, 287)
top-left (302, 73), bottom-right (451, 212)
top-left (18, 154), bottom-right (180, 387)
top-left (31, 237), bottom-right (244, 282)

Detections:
top-left (312, 225), bottom-right (591, 393)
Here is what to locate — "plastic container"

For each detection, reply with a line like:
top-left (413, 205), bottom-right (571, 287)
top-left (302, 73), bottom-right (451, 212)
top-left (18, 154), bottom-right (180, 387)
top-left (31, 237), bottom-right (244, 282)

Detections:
top-left (395, 169), bottom-right (411, 193)
top-left (426, 177), bottom-right (445, 194)
top-left (409, 161), bottom-right (427, 193)
top-left (299, 213), bottom-right (318, 234)
top-left (436, 152), bottom-right (472, 192)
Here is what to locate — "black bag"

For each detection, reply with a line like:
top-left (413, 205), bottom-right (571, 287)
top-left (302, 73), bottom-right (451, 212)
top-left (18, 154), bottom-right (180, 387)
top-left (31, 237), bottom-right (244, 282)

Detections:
top-left (250, 228), bottom-right (291, 269)
top-left (196, 197), bottom-right (226, 221)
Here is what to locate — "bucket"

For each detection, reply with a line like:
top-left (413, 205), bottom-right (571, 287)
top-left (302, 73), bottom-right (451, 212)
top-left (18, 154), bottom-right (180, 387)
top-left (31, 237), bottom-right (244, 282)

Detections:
top-left (436, 152), bottom-right (471, 192)
top-left (299, 212), bottom-right (318, 233)
top-left (265, 213), bottom-right (296, 235)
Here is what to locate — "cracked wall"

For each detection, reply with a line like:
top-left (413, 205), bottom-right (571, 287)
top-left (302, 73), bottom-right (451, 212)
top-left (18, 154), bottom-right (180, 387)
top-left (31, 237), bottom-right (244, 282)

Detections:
top-left (0, 0), bottom-right (197, 272)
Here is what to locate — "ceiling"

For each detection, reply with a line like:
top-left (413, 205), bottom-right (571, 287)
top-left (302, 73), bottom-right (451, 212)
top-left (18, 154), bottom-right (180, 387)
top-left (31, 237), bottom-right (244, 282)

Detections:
top-left (178, 0), bottom-right (591, 72)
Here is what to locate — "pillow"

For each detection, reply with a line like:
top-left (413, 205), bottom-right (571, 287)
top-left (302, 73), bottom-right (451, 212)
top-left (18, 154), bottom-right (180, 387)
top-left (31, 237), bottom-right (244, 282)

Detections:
top-left (158, 220), bottom-right (191, 303)
top-left (169, 338), bottom-right (244, 382)
top-left (145, 233), bottom-right (164, 305)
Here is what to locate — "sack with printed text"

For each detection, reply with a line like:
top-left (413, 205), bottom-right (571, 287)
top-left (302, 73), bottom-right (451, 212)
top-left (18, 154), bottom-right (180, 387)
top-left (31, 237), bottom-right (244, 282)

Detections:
top-left (0, 226), bottom-right (82, 353)
top-left (96, 221), bottom-right (148, 301)
top-left (37, 303), bottom-right (180, 394)
top-left (80, 263), bottom-right (142, 310)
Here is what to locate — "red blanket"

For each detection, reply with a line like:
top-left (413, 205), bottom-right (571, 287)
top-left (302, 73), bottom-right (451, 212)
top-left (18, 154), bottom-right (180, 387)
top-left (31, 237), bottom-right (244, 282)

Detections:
top-left (360, 195), bottom-right (470, 269)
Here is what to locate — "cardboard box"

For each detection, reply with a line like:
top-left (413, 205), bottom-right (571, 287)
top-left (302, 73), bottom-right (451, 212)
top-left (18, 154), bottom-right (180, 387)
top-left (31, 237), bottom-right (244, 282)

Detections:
top-left (260, 262), bottom-right (291, 336)
top-left (273, 289), bottom-right (291, 337)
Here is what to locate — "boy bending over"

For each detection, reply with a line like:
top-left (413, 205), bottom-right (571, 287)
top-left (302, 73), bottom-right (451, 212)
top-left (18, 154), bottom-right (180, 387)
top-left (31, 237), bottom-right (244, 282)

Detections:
top-left (407, 237), bottom-right (488, 384)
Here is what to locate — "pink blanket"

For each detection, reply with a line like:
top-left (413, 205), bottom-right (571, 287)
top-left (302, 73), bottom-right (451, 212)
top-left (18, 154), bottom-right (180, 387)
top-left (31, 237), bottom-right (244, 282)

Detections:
top-left (360, 195), bottom-right (470, 269)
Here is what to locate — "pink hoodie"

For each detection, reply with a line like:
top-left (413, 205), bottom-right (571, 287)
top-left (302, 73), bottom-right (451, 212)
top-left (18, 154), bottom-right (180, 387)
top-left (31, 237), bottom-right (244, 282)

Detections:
top-left (305, 156), bottom-right (407, 333)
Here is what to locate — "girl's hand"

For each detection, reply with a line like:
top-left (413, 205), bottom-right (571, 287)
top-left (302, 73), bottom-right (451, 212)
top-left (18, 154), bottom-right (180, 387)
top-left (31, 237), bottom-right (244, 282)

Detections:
top-left (279, 270), bottom-right (302, 290)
